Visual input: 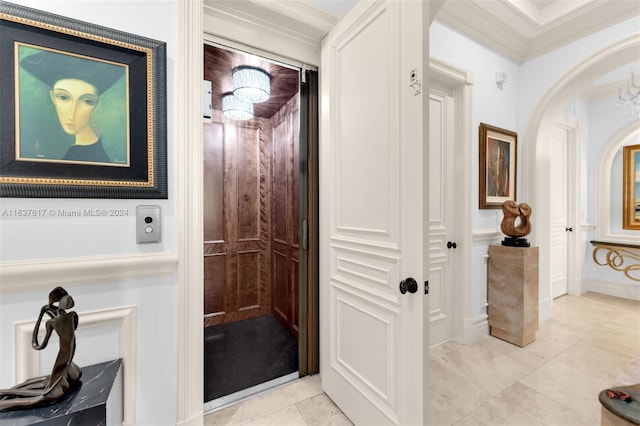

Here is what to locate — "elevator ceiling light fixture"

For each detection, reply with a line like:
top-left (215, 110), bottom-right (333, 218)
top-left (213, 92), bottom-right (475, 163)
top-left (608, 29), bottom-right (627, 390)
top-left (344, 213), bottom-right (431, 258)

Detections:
top-left (222, 93), bottom-right (253, 120)
top-left (615, 72), bottom-right (640, 116)
top-left (232, 66), bottom-right (271, 103)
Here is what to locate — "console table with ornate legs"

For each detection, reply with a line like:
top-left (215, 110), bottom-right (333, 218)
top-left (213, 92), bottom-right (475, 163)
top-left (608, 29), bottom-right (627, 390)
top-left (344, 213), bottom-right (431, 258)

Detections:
top-left (590, 240), bottom-right (640, 282)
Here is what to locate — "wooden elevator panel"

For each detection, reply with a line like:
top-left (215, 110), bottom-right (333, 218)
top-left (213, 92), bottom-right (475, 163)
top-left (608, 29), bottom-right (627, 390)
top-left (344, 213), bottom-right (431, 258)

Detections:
top-left (203, 111), bottom-right (272, 326)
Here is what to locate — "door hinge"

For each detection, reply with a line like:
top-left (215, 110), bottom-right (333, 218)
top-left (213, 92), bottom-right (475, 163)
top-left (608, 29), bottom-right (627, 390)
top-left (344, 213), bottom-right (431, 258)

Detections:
top-left (424, 281), bottom-right (429, 295)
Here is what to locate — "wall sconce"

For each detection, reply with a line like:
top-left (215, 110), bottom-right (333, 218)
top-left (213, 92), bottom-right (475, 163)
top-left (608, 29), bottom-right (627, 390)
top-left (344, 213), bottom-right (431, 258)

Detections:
top-left (222, 93), bottom-right (254, 120)
top-left (232, 66), bottom-right (271, 103)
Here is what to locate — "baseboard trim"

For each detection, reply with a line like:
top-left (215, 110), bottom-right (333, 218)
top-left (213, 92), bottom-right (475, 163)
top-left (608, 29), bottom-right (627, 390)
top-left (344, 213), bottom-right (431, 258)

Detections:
top-left (582, 279), bottom-right (640, 301)
top-left (539, 296), bottom-right (553, 323)
top-left (461, 314), bottom-right (489, 344)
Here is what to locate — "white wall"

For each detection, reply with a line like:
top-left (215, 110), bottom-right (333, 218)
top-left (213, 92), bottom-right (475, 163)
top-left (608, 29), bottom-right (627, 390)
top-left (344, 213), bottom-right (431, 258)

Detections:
top-left (517, 16), bottom-right (640, 133)
top-left (0, 1), bottom-right (179, 425)
top-left (586, 97), bottom-right (639, 236)
top-left (431, 22), bottom-right (520, 232)
top-left (430, 22), bottom-right (520, 330)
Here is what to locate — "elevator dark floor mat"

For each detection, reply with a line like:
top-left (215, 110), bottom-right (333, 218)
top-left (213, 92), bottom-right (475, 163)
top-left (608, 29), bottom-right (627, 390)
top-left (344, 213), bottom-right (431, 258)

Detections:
top-left (204, 314), bottom-right (298, 402)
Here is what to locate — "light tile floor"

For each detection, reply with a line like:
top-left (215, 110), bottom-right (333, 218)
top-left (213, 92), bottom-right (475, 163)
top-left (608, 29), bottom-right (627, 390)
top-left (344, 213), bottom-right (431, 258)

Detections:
top-left (204, 292), bottom-right (640, 425)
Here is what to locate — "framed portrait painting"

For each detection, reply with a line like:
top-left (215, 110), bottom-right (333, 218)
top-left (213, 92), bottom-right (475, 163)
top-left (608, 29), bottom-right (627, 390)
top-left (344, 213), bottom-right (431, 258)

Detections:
top-left (479, 123), bottom-right (517, 209)
top-left (623, 144), bottom-right (640, 230)
top-left (0, 1), bottom-right (167, 198)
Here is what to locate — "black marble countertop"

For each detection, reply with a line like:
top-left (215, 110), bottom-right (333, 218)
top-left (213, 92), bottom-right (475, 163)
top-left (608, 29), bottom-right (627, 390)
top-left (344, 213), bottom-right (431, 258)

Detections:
top-left (0, 359), bottom-right (122, 426)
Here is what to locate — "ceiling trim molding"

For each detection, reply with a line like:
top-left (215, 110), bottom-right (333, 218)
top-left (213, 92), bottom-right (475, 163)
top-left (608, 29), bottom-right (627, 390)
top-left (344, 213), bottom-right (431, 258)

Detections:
top-left (434, 0), bottom-right (640, 64)
top-left (435, 5), bottom-right (527, 63)
top-left (204, 0), bottom-right (336, 44)
top-left (251, 0), bottom-right (339, 33)
top-left (203, 0), bottom-right (332, 66)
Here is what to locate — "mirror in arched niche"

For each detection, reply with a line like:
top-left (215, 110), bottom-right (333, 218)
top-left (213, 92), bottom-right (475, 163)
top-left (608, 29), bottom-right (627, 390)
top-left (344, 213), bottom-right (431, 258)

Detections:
top-left (596, 123), bottom-right (640, 243)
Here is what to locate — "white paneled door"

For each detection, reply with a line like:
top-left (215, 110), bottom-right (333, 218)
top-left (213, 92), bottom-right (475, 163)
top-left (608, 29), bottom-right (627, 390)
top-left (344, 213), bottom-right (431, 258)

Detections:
top-left (550, 124), bottom-right (569, 298)
top-left (320, 0), bottom-right (428, 425)
top-left (428, 87), bottom-right (455, 347)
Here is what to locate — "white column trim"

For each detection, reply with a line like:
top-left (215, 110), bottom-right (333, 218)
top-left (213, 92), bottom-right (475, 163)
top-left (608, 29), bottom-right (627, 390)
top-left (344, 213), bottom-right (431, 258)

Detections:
top-left (0, 252), bottom-right (177, 293)
top-left (15, 306), bottom-right (137, 425)
top-left (177, 0), bottom-right (204, 424)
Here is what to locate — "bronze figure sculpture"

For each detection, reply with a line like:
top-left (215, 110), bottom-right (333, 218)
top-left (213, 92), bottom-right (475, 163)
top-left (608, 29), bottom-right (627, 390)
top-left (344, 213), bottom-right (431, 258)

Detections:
top-left (0, 287), bottom-right (82, 411)
top-left (500, 200), bottom-right (532, 247)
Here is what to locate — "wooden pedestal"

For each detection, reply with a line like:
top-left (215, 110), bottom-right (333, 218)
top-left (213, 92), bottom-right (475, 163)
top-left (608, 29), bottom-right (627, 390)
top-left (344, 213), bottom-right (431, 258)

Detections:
top-left (488, 245), bottom-right (539, 347)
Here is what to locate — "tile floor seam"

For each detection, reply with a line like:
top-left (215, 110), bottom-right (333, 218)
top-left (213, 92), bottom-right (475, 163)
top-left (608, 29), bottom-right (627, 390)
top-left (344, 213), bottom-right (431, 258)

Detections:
top-left (514, 379), bottom-right (600, 424)
top-left (291, 402), bottom-right (309, 426)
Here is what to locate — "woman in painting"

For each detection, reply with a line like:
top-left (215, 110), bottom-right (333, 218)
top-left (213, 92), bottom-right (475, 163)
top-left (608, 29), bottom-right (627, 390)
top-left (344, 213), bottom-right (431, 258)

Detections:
top-left (0, 287), bottom-right (82, 411)
top-left (487, 139), bottom-right (509, 197)
top-left (20, 49), bottom-right (125, 164)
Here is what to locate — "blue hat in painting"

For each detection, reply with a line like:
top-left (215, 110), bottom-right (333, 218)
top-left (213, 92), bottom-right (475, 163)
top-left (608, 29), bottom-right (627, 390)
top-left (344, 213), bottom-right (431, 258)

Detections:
top-left (20, 49), bottom-right (125, 95)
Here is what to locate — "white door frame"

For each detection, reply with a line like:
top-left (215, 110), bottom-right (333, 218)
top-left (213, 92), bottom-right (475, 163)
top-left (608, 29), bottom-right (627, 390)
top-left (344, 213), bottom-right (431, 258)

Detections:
top-left (548, 118), bottom-right (581, 299)
top-left (176, 2), bottom-right (332, 424)
top-left (177, 2), bottom-right (205, 424)
top-left (429, 59), bottom-right (475, 344)
top-left (557, 117), bottom-right (581, 297)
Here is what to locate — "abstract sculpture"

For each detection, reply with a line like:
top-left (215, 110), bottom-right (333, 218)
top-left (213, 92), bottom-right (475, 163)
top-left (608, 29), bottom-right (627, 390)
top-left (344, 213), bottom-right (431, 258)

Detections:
top-left (0, 287), bottom-right (82, 411)
top-left (500, 200), bottom-right (532, 247)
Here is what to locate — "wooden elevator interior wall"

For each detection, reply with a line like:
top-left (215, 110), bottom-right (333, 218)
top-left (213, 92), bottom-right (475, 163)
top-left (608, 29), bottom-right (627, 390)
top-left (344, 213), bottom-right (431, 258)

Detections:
top-left (203, 90), bottom-right (299, 339)
top-left (271, 95), bottom-right (300, 339)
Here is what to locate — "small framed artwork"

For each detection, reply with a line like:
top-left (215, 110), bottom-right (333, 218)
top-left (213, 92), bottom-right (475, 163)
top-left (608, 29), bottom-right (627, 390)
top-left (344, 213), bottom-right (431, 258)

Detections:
top-left (0, 1), bottom-right (167, 198)
top-left (479, 122), bottom-right (517, 209)
top-left (623, 144), bottom-right (640, 230)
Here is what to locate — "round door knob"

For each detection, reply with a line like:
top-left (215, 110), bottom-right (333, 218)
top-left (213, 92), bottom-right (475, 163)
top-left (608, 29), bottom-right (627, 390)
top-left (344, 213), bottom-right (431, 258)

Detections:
top-left (399, 277), bottom-right (418, 294)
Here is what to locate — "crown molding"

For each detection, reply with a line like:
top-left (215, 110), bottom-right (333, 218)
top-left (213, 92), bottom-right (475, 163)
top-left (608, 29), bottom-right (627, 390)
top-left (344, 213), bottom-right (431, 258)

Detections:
top-left (251, 0), bottom-right (339, 33)
top-left (435, 3), bottom-right (528, 63)
top-left (204, 0), bottom-right (337, 44)
top-left (435, 0), bottom-right (640, 64)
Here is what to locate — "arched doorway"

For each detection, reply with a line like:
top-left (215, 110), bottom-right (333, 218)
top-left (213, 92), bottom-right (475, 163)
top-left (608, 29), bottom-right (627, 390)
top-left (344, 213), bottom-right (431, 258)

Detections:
top-left (521, 34), bottom-right (640, 319)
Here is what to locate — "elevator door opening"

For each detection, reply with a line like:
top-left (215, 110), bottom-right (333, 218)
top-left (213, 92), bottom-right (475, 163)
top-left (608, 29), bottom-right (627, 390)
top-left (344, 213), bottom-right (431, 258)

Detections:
top-left (202, 43), bottom-right (316, 410)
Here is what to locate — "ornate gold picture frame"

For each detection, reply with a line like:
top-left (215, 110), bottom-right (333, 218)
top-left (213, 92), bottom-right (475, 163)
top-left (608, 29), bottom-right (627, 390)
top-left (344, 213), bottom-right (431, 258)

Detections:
top-left (0, 1), bottom-right (167, 198)
top-left (623, 144), bottom-right (640, 230)
top-left (479, 122), bottom-right (517, 209)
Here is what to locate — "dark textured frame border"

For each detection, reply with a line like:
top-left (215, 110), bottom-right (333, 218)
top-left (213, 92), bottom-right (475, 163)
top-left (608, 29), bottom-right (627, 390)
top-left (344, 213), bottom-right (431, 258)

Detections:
top-left (479, 122), bottom-right (517, 209)
top-left (622, 144), bottom-right (640, 230)
top-left (0, 1), bottom-right (167, 198)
